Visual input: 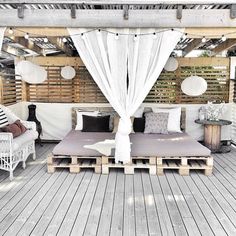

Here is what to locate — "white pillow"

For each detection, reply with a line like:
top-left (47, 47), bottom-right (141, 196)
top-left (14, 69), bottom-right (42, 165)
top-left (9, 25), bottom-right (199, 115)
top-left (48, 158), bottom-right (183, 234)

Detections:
top-left (75, 111), bottom-right (99, 130)
top-left (152, 107), bottom-right (182, 133)
top-left (134, 107), bottom-right (144, 118)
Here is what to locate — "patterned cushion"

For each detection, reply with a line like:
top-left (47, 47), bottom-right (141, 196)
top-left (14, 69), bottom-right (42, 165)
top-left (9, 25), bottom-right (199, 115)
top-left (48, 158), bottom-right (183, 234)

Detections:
top-left (144, 112), bottom-right (169, 134)
top-left (0, 108), bottom-right (8, 128)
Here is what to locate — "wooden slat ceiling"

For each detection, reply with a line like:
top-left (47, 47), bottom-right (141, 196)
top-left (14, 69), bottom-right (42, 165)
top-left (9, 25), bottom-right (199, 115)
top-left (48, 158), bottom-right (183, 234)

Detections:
top-left (0, 3), bottom-right (233, 65)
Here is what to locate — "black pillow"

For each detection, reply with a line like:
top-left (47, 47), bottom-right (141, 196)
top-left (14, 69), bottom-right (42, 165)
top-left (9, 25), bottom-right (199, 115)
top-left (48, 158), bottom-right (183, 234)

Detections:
top-left (133, 117), bottom-right (145, 133)
top-left (82, 115), bottom-right (110, 132)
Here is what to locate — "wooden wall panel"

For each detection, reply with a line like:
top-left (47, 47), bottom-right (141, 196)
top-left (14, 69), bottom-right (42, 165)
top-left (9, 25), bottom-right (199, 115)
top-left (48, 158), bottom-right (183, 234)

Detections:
top-left (25, 57), bottom-right (231, 104)
top-left (0, 76), bottom-right (22, 106)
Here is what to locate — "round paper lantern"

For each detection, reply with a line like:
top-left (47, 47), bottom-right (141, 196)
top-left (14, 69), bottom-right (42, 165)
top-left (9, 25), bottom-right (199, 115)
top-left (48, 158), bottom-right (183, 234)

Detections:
top-left (16, 60), bottom-right (47, 84)
top-left (61, 66), bottom-right (76, 80)
top-left (15, 61), bottom-right (34, 76)
top-left (181, 75), bottom-right (207, 96)
top-left (164, 57), bottom-right (179, 71)
top-left (23, 66), bottom-right (47, 84)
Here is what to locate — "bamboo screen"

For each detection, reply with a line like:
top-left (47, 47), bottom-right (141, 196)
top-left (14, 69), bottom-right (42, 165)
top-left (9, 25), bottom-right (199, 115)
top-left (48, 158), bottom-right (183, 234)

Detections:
top-left (0, 76), bottom-right (22, 106)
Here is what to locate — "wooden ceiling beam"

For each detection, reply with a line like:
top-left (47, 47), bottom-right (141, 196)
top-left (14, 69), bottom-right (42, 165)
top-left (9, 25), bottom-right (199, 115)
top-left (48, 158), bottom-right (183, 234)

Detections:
top-left (182, 39), bottom-right (203, 56)
top-left (212, 39), bottom-right (236, 54)
top-left (0, 9), bottom-right (236, 27)
top-left (48, 37), bottom-right (73, 56)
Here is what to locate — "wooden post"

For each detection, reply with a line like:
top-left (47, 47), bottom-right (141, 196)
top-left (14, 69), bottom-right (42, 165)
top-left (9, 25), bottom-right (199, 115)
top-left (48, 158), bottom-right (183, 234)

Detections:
top-left (0, 77), bottom-right (3, 104)
top-left (21, 81), bottom-right (29, 101)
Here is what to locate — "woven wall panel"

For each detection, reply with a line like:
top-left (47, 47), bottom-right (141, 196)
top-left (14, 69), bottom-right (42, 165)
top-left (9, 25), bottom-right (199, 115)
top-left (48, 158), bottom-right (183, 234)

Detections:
top-left (26, 58), bottom-right (230, 104)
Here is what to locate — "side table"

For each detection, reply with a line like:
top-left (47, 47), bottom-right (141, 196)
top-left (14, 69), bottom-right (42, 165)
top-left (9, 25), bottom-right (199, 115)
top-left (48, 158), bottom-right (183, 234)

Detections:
top-left (195, 119), bottom-right (232, 153)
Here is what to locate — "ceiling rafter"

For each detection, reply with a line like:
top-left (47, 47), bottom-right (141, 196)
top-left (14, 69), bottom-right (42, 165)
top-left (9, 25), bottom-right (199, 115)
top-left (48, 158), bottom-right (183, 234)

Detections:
top-left (48, 37), bottom-right (74, 56)
top-left (212, 39), bottom-right (236, 54)
top-left (182, 39), bottom-right (203, 56)
top-left (10, 36), bottom-right (43, 55)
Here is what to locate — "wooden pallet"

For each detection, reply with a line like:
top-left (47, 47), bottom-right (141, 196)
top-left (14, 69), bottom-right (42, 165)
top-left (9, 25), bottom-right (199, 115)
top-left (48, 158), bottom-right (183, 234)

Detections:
top-left (47, 153), bottom-right (102, 174)
top-left (156, 156), bottom-right (213, 176)
top-left (102, 156), bottom-right (156, 175)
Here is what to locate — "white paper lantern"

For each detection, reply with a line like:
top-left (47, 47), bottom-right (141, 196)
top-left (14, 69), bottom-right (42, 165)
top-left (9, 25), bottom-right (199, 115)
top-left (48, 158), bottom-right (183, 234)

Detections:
top-left (164, 57), bottom-right (179, 71)
top-left (16, 60), bottom-right (47, 84)
top-left (15, 61), bottom-right (34, 76)
top-left (61, 66), bottom-right (76, 80)
top-left (181, 75), bottom-right (207, 96)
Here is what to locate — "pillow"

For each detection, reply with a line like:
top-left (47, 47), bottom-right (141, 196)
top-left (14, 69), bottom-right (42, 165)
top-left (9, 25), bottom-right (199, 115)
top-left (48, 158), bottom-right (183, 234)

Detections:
top-left (133, 117), bottom-right (145, 133)
top-left (82, 115), bottom-right (110, 132)
top-left (134, 107), bottom-right (144, 118)
top-left (112, 116), bottom-right (134, 133)
top-left (0, 120), bottom-right (27, 138)
top-left (75, 111), bottom-right (99, 130)
top-left (144, 112), bottom-right (169, 134)
top-left (98, 111), bottom-right (116, 131)
top-left (0, 108), bottom-right (9, 128)
top-left (152, 107), bottom-right (182, 133)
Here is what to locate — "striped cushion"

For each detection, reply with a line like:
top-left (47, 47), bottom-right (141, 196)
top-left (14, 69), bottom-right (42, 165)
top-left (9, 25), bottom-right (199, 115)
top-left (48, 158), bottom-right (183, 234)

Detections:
top-left (0, 108), bottom-right (9, 128)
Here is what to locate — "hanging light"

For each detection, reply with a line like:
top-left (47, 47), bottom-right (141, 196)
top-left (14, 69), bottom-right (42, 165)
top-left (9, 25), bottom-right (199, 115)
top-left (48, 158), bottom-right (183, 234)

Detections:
top-left (164, 57), bottom-right (179, 71)
top-left (43, 37), bottom-right (48, 43)
top-left (61, 66), bottom-right (76, 80)
top-left (8, 28), bottom-right (13, 34)
top-left (62, 37), bottom-right (67, 43)
top-left (134, 34), bottom-right (138, 41)
top-left (115, 33), bottom-right (119, 40)
top-left (153, 32), bottom-right (157, 39)
top-left (182, 33), bottom-right (187, 40)
top-left (202, 36), bottom-right (207, 43)
top-left (24, 33), bottom-right (29, 40)
top-left (181, 75), bottom-right (207, 96)
top-left (81, 33), bottom-right (85, 40)
top-left (221, 35), bottom-right (227, 42)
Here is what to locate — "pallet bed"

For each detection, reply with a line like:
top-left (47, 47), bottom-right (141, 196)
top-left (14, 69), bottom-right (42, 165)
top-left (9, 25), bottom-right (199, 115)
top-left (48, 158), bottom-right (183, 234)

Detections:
top-left (47, 154), bottom-right (213, 176)
top-left (47, 106), bottom-right (213, 176)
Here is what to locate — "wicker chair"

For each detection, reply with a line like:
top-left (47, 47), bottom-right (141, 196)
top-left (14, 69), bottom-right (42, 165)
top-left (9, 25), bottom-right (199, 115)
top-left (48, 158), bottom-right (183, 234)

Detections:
top-left (0, 105), bottom-right (38, 180)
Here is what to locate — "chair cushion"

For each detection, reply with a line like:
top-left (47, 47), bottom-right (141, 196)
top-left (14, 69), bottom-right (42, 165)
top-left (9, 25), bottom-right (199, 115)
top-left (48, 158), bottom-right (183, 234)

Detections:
top-left (0, 120), bottom-right (27, 138)
top-left (12, 130), bottom-right (38, 152)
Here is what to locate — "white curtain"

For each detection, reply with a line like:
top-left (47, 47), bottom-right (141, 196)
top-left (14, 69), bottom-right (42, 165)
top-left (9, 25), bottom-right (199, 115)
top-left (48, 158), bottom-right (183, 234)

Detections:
top-left (68, 28), bottom-right (184, 163)
top-left (0, 27), bottom-right (5, 51)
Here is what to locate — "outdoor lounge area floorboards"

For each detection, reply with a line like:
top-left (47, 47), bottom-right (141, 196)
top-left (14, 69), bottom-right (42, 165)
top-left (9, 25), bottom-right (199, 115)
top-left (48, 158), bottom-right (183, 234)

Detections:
top-left (0, 144), bottom-right (236, 235)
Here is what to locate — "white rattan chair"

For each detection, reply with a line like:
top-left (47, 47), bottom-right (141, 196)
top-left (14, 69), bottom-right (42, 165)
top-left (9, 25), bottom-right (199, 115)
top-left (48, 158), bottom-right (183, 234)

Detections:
top-left (0, 105), bottom-right (38, 180)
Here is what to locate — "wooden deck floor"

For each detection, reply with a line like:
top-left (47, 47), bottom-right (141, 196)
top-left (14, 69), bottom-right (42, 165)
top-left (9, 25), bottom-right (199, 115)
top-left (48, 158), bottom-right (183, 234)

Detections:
top-left (0, 144), bottom-right (236, 236)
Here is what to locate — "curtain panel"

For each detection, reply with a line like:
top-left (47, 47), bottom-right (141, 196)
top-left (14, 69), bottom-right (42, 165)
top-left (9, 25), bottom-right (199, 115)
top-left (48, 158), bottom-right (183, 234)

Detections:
top-left (68, 28), bottom-right (184, 163)
top-left (0, 27), bottom-right (5, 51)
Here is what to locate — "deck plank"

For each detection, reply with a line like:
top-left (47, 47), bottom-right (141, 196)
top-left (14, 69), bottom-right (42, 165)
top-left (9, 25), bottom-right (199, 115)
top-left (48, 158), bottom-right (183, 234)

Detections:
top-left (96, 171), bottom-right (117, 236)
top-left (0, 144), bottom-right (236, 236)
top-left (123, 175), bottom-right (136, 236)
top-left (83, 174), bottom-right (108, 236)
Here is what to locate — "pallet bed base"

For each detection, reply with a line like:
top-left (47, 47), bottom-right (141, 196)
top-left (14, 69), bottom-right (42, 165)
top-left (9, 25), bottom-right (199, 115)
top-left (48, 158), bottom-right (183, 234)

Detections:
top-left (47, 153), bottom-right (102, 174)
top-left (47, 153), bottom-right (213, 176)
top-left (156, 156), bottom-right (213, 176)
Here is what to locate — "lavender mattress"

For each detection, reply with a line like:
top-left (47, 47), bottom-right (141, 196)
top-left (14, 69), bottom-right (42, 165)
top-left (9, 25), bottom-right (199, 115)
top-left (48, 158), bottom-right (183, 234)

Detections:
top-left (52, 130), bottom-right (211, 157)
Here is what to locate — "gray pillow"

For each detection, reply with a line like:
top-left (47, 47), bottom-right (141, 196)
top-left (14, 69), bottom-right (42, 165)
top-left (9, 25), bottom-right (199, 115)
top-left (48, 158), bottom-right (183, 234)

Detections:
top-left (144, 112), bottom-right (169, 134)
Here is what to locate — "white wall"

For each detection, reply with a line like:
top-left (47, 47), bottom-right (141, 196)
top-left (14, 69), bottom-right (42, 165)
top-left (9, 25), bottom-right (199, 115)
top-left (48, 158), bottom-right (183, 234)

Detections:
top-left (231, 103), bottom-right (236, 143)
top-left (9, 102), bottom-right (232, 141)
